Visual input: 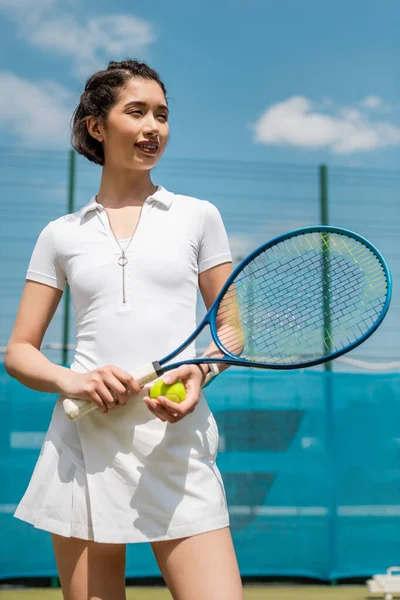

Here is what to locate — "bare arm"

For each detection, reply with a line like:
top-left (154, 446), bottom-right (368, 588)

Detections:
top-left (5, 280), bottom-right (141, 412)
top-left (4, 281), bottom-right (69, 393)
top-left (4, 280), bottom-right (71, 392)
top-left (198, 260), bottom-right (245, 376)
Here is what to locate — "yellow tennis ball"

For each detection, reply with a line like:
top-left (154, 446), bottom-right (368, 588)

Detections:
top-left (149, 379), bottom-right (186, 403)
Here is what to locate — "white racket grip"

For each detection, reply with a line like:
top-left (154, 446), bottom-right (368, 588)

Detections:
top-left (63, 397), bottom-right (94, 421)
top-left (62, 361), bottom-right (160, 421)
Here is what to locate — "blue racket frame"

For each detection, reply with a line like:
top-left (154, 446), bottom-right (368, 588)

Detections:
top-left (153, 226), bottom-right (392, 376)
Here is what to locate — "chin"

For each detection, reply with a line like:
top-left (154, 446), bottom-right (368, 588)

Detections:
top-left (132, 155), bottom-right (160, 170)
top-left (130, 161), bottom-right (157, 172)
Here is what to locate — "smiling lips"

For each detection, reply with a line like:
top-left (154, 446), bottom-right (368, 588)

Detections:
top-left (135, 141), bottom-right (159, 155)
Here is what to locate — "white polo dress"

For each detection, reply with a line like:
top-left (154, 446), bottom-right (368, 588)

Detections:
top-left (14, 186), bottom-right (232, 544)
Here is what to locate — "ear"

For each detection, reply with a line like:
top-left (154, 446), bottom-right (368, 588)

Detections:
top-left (86, 116), bottom-right (104, 143)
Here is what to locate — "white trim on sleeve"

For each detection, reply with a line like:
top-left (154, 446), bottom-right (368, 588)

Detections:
top-left (198, 254), bottom-right (232, 274)
top-left (26, 270), bottom-right (65, 291)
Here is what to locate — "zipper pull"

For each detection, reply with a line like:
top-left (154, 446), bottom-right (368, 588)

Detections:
top-left (118, 250), bottom-right (128, 304)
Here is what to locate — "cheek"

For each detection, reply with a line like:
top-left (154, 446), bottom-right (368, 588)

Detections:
top-left (103, 137), bottom-right (129, 161)
top-left (106, 116), bottom-right (140, 141)
top-left (160, 126), bottom-right (169, 147)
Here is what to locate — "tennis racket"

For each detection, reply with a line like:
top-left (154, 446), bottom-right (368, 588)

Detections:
top-left (63, 226), bottom-right (391, 421)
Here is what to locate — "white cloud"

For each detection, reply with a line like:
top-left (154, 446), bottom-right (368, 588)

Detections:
top-left (253, 96), bottom-right (400, 154)
top-left (0, 1), bottom-right (156, 77)
top-left (361, 95), bottom-right (382, 110)
top-left (28, 15), bottom-right (155, 77)
top-left (0, 1), bottom-right (157, 147)
top-left (0, 72), bottom-right (73, 148)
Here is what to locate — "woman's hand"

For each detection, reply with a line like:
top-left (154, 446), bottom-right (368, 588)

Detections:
top-left (143, 364), bottom-right (204, 423)
top-left (58, 365), bottom-right (141, 413)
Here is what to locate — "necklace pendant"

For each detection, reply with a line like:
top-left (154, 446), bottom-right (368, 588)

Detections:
top-left (118, 254), bottom-right (128, 267)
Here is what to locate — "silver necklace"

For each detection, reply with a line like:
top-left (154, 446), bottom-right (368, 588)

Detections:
top-left (115, 237), bottom-right (135, 304)
top-left (98, 198), bottom-right (144, 303)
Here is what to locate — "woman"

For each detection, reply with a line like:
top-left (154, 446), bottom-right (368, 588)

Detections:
top-left (5, 60), bottom-right (244, 600)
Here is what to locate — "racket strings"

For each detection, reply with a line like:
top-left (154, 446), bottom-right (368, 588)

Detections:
top-left (214, 232), bottom-right (388, 366)
top-left (248, 266), bottom-right (384, 355)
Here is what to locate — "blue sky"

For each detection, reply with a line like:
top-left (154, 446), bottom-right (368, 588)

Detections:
top-left (0, 0), bottom-right (399, 168)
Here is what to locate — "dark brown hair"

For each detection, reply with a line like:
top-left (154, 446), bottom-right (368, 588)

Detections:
top-left (71, 59), bottom-right (167, 165)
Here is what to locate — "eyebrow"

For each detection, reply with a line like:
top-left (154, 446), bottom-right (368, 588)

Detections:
top-left (123, 100), bottom-right (169, 112)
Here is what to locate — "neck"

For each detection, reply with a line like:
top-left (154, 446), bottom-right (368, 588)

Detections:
top-left (96, 165), bottom-right (158, 208)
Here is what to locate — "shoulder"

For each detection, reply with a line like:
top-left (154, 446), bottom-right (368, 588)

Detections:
top-left (165, 190), bottom-right (227, 242)
top-left (42, 194), bottom-right (96, 234)
top-left (168, 190), bottom-right (220, 220)
top-left (33, 208), bottom-right (86, 255)
top-left (39, 210), bottom-right (82, 237)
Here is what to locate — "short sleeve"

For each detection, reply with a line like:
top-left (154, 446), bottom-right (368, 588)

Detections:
top-left (26, 223), bottom-right (66, 291)
top-left (198, 202), bottom-right (232, 273)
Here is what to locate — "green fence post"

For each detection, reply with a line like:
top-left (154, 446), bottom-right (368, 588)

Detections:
top-left (62, 150), bottom-right (76, 366)
top-left (320, 164), bottom-right (332, 372)
top-left (320, 164), bottom-right (329, 225)
top-left (320, 163), bottom-right (337, 580)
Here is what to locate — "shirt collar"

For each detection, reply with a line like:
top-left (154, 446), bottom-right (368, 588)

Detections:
top-left (79, 185), bottom-right (173, 218)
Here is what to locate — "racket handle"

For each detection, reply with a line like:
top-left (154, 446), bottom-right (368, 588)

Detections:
top-left (62, 362), bottom-right (161, 421)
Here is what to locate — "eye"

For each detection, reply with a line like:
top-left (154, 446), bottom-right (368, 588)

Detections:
top-left (158, 114), bottom-right (168, 122)
top-left (128, 110), bottom-right (143, 117)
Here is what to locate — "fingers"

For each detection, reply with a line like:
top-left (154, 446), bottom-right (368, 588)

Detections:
top-left (143, 394), bottom-right (196, 423)
top-left (143, 397), bottom-right (167, 422)
top-left (144, 396), bottom-right (179, 423)
top-left (161, 365), bottom-right (193, 386)
top-left (144, 365), bottom-right (202, 423)
top-left (95, 382), bottom-right (119, 412)
top-left (84, 365), bottom-right (142, 414)
top-left (102, 374), bottom-right (131, 406)
top-left (109, 366), bottom-right (141, 394)
top-left (89, 365), bottom-right (201, 419)
top-left (89, 390), bottom-right (108, 413)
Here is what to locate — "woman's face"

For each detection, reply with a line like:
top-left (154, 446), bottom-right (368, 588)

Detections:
top-left (94, 77), bottom-right (169, 170)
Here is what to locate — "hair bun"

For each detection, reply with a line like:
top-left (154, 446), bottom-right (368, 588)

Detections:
top-left (107, 61), bottom-right (120, 70)
top-left (107, 59), bottom-right (141, 71)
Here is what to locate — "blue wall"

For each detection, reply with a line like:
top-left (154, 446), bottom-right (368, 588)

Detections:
top-left (1, 365), bottom-right (400, 581)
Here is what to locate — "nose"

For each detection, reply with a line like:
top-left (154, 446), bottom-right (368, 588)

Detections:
top-left (142, 113), bottom-right (159, 136)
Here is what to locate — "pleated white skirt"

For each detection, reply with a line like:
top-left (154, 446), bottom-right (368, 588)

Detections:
top-left (14, 389), bottom-right (229, 543)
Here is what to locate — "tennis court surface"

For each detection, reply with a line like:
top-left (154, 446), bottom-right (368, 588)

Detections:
top-left (0, 584), bottom-right (383, 599)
